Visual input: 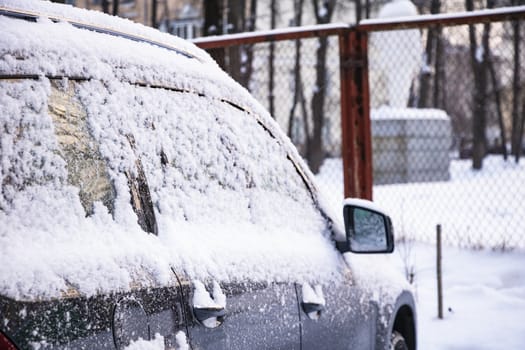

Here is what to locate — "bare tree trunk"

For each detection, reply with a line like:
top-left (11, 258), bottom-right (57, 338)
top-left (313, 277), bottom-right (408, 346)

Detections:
top-left (112, 0), bottom-right (119, 16)
top-left (418, 0), bottom-right (440, 108)
top-left (517, 0), bottom-right (525, 162)
top-left (511, 8), bottom-right (522, 161)
top-left (157, 0), bottom-right (171, 32)
top-left (226, 0), bottom-right (246, 83)
top-left (488, 52), bottom-right (508, 160)
top-left (300, 86), bottom-right (310, 158)
top-left (354, 0), bottom-right (362, 23)
top-left (310, 39), bottom-right (328, 173)
top-left (288, 0), bottom-right (308, 154)
top-left (290, 0), bottom-right (310, 156)
top-left (239, 0), bottom-right (258, 89)
top-left (288, 0), bottom-right (303, 137)
top-left (268, 0), bottom-right (277, 117)
top-left (433, 25), bottom-right (444, 109)
top-left (101, 0), bottom-right (110, 14)
top-left (467, 0), bottom-right (489, 170)
top-left (308, 0), bottom-right (336, 174)
top-left (519, 92), bottom-right (525, 161)
top-left (151, 0), bottom-right (158, 28)
top-left (204, 0), bottom-right (225, 69)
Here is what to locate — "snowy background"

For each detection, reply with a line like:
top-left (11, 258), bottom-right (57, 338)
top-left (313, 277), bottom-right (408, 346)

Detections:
top-left (394, 242), bottom-right (525, 349)
top-left (318, 156), bottom-right (525, 349)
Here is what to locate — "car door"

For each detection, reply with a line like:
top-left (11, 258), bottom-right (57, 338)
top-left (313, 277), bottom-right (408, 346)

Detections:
top-left (152, 91), bottom-right (305, 349)
top-left (111, 87), bottom-right (308, 349)
top-left (179, 278), bottom-right (300, 350)
top-left (298, 268), bottom-right (377, 350)
top-left (87, 80), bottom-right (344, 349)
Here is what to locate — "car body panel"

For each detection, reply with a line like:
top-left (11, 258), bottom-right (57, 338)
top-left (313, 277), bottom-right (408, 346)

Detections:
top-left (299, 268), bottom-right (376, 350)
top-left (0, 286), bottom-right (186, 350)
top-left (185, 281), bottom-right (300, 350)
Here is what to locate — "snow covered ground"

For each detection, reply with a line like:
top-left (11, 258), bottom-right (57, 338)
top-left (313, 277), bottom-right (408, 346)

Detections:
top-left (317, 156), bottom-right (525, 348)
top-left (393, 242), bottom-right (525, 349)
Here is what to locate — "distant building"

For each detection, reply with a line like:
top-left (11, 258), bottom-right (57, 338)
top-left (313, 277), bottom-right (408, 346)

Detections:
top-left (71, 0), bottom-right (202, 39)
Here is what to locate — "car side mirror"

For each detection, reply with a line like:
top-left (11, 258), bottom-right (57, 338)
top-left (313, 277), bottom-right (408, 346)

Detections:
top-left (337, 199), bottom-right (394, 254)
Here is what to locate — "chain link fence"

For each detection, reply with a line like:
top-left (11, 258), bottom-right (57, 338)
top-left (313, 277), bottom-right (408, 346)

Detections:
top-left (364, 15), bottom-right (525, 251)
top-left (195, 9), bottom-right (525, 251)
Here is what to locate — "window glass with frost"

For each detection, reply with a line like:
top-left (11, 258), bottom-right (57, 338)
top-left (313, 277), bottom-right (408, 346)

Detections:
top-left (77, 80), bottom-right (325, 231)
top-left (76, 80), bottom-right (341, 284)
top-left (0, 78), bottom-right (113, 215)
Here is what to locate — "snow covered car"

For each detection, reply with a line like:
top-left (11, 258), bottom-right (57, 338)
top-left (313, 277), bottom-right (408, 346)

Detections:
top-left (0, 1), bottom-right (416, 349)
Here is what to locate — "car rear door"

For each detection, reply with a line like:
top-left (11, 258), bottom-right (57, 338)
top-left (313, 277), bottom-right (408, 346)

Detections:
top-left (79, 81), bottom-right (340, 349)
top-left (179, 279), bottom-right (300, 350)
top-left (149, 91), bottom-right (306, 349)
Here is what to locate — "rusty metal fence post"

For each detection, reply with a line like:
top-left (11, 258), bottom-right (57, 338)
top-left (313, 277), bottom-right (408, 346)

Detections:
top-left (340, 29), bottom-right (373, 200)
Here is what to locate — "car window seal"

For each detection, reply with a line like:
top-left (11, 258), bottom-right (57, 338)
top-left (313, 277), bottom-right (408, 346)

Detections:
top-left (0, 74), bottom-right (90, 81)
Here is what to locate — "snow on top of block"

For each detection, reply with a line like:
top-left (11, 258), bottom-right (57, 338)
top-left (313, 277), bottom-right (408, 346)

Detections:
top-left (372, 106), bottom-right (449, 121)
top-left (378, 0), bottom-right (418, 19)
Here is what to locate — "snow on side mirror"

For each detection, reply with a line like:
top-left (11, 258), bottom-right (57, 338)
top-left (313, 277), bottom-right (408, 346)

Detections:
top-left (339, 198), bottom-right (394, 254)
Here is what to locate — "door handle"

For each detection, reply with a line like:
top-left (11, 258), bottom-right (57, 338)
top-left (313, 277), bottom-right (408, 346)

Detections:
top-left (193, 306), bottom-right (226, 321)
top-left (301, 302), bottom-right (324, 320)
top-left (193, 306), bottom-right (226, 328)
top-left (301, 302), bottom-right (324, 314)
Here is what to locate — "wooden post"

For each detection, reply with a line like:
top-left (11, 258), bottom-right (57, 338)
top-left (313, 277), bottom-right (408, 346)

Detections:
top-left (436, 224), bottom-right (443, 319)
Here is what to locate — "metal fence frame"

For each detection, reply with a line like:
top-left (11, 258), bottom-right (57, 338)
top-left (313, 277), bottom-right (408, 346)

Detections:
top-left (192, 6), bottom-right (525, 201)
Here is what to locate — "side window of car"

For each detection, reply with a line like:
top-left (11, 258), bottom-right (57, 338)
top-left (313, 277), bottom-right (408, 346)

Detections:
top-left (76, 81), bottom-right (322, 228)
top-left (0, 78), bottom-right (117, 217)
top-left (73, 80), bottom-right (339, 284)
top-left (1, 78), bottom-right (158, 234)
top-left (48, 79), bottom-right (115, 216)
top-left (0, 79), bottom-right (66, 211)
top-left (129, 88), bottom-right (323, 229)
top-left (52, 79), bottom-right (157, 233)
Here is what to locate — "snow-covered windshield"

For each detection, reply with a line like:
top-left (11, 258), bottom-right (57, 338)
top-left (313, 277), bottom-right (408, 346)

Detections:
top-left (0, 76), bottom-right (342, 300)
